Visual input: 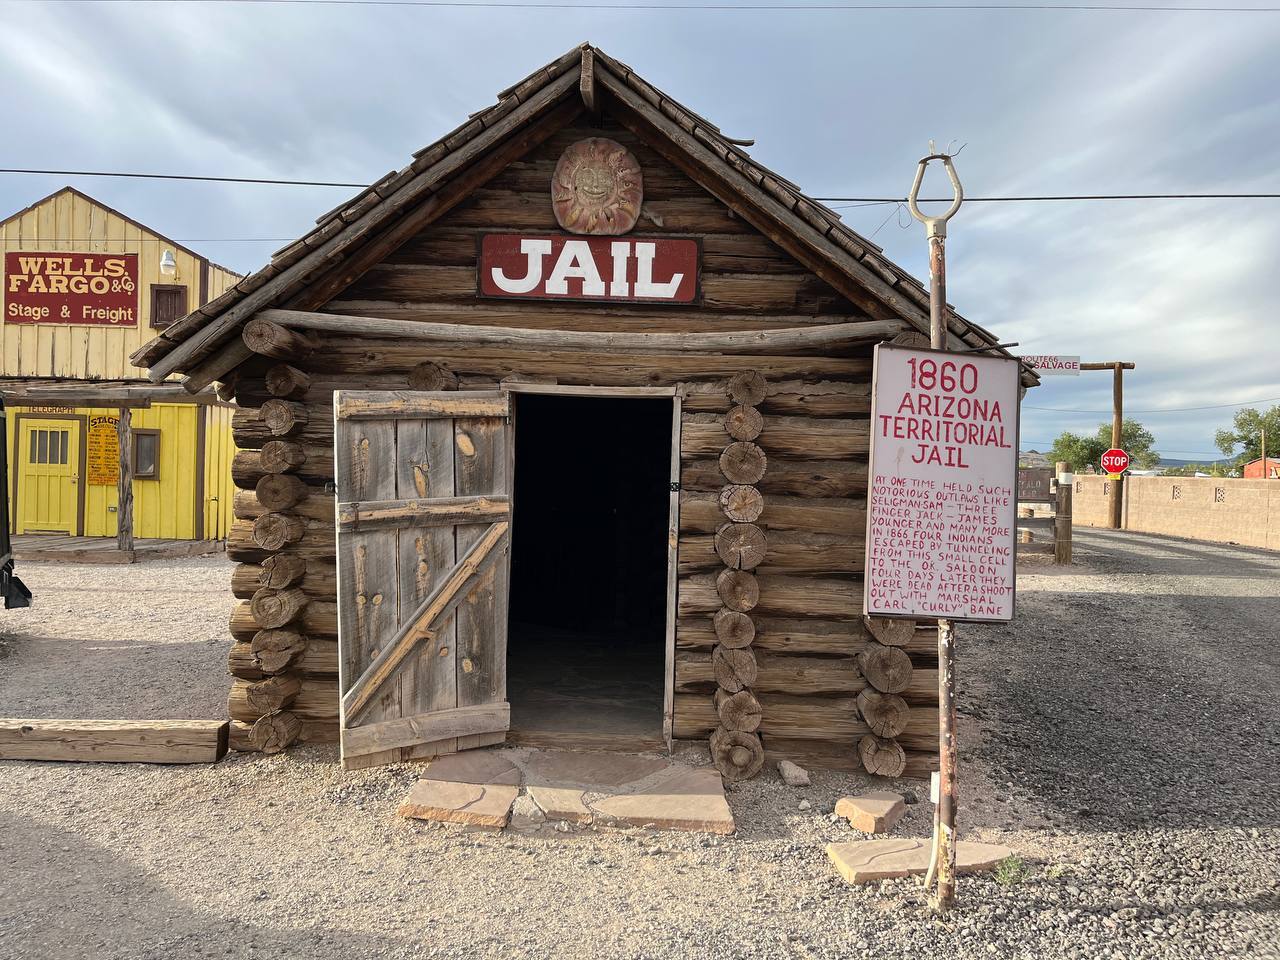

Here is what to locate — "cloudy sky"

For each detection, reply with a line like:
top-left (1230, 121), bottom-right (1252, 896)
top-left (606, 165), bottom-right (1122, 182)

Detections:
top-left (2, 1), bottom-right (1277, 461)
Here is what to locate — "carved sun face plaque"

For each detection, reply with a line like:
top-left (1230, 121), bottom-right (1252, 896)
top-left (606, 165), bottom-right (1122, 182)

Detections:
top-left (551, 138), bottom-right (643, 235)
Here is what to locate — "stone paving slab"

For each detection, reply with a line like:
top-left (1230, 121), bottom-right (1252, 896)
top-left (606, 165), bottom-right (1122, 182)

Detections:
top-left (528, 785), bottom-right (593, 824)
top-left (424, 751), bottom-right (521, 786)
top-left (398, 779), bottom-right (520, 830)
top-left (518, 750), bottom-right (671, 789)
top-left (834, 791), bottom-right (906, 834)
top-left (590, 766), bottom-right (734, 834)
top-left (398, 748), bottom-right (734, 835)
top-left (826, 838), bottom-right (1014, 884)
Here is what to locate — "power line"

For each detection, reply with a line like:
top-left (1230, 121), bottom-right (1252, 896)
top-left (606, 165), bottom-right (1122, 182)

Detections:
top-left (4, 168), bottom-right (1279, 204)
top-left (0, 168), bottom-right (368, 188)
top-left (0, 237), bottom-right (293, 243)
top-left (819, 193), bottom-right (1280, 202)
top-left (1024, 396), bottom-right (1280, 414)
top-left (25, 0), bottom-right (1280, 12)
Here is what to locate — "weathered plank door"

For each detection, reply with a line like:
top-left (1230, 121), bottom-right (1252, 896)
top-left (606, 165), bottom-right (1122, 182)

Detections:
top-left (334, 390), bottom-right (512, 768)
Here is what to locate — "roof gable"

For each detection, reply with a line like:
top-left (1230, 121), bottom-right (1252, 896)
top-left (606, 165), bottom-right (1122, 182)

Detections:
top-left (1, 186), bottom-right (239, 277)
top-left (132, 43), bottom-right (1023, 389)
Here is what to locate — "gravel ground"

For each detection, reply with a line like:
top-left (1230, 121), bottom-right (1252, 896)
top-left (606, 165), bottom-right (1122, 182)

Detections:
top-left (0, 556), bottom-right (234, 719)
top-left (1, 532), bottom-right (1278, 960)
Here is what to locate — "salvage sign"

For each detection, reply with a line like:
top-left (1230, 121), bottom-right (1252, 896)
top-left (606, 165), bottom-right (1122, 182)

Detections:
top-left (479, 233), bottom-right (698, 304)
top-left (5, 252), bottom-right (139, 326)
top-left (864, 345), bottom-right (1021, 623)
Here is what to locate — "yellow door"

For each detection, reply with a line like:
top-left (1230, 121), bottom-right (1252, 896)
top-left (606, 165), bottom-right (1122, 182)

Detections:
top-left (17, 419), bottom-right (81, 534)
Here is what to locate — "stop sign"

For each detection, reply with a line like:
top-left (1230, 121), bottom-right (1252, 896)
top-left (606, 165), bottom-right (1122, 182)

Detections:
top-left (1100, 448), bottom-right (1130, 475)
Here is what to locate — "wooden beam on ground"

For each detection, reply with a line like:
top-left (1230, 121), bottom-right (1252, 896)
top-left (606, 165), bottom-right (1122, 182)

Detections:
top-left (0, 719), bottom-right (230, 763)
top-left (258, 308), bottom-right (901, 355)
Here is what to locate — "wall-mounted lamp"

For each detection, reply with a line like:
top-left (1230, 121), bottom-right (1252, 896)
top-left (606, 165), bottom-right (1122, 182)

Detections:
top-left (159, 249), bottom-right (177, 276)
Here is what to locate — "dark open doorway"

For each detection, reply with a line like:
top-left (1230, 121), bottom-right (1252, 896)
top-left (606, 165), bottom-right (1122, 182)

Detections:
top-left (507, 392), bottom-right (672, 744)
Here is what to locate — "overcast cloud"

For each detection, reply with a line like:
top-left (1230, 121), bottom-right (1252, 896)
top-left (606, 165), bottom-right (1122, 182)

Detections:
top-left (2, 1), bottom-right (1277, 461)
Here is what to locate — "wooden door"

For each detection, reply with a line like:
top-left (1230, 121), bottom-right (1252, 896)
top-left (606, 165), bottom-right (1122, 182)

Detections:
top-left (17, 419), bottom-right (80, 535)
top-left (334, 390), bottom-right (513, 768)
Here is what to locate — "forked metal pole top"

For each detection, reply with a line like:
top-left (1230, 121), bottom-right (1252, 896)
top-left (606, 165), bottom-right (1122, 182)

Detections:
top-left (907, 143), bottom-right (964, 240)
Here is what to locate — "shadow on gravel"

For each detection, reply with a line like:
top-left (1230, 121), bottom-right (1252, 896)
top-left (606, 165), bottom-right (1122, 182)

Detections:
top-left (1072, 530), bottom-right (1280, 574)
top-left (965, 533), bottom-right (1280, 834)
top-left (0, 814), bottom-right (405, 960)
top-left (0, 636), bottom-right (229, 719)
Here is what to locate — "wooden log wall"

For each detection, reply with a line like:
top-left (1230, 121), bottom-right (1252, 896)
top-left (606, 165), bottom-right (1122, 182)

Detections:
top-left (216, 115), bottom-right (939, 775)
top-left (224, 340), bottom-right (339, 754)
top-left (706, 371), bottom-right (767, 781)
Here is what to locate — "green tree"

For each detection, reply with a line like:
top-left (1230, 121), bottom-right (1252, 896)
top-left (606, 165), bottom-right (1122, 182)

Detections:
top-left (1162, 462), bottom-right (1229, 478)
top-left (1048, 418), bottom-right (1160, 472)
top-left (1214, 405), bottom-right (1280, 466)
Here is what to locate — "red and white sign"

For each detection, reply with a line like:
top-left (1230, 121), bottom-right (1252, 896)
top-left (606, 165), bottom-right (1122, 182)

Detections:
top-left (1100, 448), bottom-right (1130, 476)
top-left (864, 345), bottom-right (1021, 623)
top-left (479, 233), bottom-right (698, 304)
top-left (4, 252), bottom-right (139, 325)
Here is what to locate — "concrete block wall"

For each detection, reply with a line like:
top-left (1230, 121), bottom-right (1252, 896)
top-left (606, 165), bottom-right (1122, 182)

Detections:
top-left (1074, 475), bottom-right (1280, 551)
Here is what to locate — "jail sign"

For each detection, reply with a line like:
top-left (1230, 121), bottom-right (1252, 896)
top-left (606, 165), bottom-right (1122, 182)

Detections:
top-left (864, 345), bottom-right (1021, 623)
top-left (479, 233), bottom-right (698, 304)
top-left (5, 252), bottom-right (139, 325)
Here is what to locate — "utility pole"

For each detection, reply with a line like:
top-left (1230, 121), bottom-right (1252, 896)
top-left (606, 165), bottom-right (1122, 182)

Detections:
top-left (1080, 361), bottom-right (1135, 528)
top-left (907, 142), bottom-right (963, 912)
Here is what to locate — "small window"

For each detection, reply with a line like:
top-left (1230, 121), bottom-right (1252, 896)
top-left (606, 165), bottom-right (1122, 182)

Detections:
top-left (1172, 485), bottom-right (1181, 501)
top-left (133, 430), bottom-right (160, 479)
top-left (28, 428), bottom-right (69, 465)
top-left (1214, 486), bottom-right (1225, 503)
top-left (150, 284), bottom-right (189, 329)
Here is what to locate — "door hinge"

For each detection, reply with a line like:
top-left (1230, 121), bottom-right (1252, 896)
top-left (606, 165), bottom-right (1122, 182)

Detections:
top-left (669, 481), bottom-right (681, 492)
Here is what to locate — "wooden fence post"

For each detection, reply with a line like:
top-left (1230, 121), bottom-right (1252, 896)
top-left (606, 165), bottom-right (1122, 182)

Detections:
top-left (1054, 460), bottom-right (1072, 565)
top-left (117, 407), bottom-right (134, 555)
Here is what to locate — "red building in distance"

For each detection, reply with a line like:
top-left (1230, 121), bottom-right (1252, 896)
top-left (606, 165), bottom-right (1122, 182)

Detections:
top-left (1242, 457), bottom-right (1280, 479)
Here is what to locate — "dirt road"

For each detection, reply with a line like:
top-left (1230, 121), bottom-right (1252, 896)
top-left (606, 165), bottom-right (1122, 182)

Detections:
top-left (0, 533), bottom-right (1277, 959)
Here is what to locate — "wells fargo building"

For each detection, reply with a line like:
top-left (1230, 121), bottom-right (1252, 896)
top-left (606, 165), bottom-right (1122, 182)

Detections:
top-left (1, 187), bottom-right (239, 546)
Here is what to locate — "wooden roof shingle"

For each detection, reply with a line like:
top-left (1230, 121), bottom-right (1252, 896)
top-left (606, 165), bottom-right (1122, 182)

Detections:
top-left (132, 43), bottom-right (1029, 388)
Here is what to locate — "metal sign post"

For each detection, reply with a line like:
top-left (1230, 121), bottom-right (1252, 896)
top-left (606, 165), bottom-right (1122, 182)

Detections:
top-left (1078, 362), bottom-right (1135, 527)
top-left (907, 143), bottom-right (963, 912)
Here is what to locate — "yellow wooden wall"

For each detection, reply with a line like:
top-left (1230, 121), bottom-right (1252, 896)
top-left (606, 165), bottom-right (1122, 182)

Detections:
top-left (0, 187), bottom-right (240, 379)
top-left (2, 187), bottom-right (241, 541)
top-left (5, 401), bottom-right (238, 539)
top-left (203, 404), bottom-right (235, 540)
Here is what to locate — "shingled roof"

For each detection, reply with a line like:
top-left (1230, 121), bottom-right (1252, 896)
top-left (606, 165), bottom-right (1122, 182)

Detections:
top-left (133, 42), bottom-right (1028, 389)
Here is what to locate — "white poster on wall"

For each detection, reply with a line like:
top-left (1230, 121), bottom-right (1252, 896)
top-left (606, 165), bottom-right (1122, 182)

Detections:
top-left (864, 344), bottom-right (1021, 623)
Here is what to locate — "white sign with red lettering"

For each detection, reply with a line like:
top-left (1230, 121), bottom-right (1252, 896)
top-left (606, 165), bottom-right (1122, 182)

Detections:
top-left (864, 345), bottom-right (1021, 623)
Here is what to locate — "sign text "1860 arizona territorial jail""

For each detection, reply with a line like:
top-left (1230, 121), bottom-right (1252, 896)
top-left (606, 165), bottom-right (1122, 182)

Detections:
top-left (864, 346), bottom-right (1021, 623)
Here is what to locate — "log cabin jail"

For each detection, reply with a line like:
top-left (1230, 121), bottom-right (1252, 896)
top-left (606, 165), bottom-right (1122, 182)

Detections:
top-left (132, 43), bottom-right (1033, 780)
